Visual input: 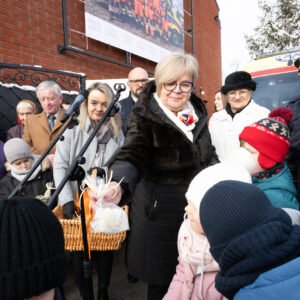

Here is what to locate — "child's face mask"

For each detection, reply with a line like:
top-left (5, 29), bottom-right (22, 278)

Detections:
top-left (242, 142), bottom-right (264, 174)
top-left (12, 157), bottom-right (33, 171)
top-left (185, 200), bottom-right (204, 235)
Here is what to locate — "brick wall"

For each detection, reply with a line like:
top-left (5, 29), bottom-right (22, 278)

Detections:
top-left (0, 0), bottom-right (221, 114)
top-left (195, 0), bottom-right (222, 114)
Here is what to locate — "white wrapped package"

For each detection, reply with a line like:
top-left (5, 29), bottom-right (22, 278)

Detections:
top-left (91, 202), bottom-right (129, 234)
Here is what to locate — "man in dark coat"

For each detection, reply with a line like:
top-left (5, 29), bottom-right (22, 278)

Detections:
top-left (119, 67), bottom-right (149, 284)
top-left (286, 58), bottom-right (300, 197)
top-left (119, 67), bottom-right (149, 134)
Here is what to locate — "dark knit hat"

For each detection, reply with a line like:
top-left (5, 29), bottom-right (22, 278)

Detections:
top-left (221, 71), bottom-right (256, 95)
top-left (0, 197), bottom-right (66, 299)
top-left (239, 107), bottom-right (292, 169)
top-left (200, 180), bottom-right (288, 262)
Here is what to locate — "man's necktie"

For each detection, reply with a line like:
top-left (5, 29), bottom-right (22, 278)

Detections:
top-left (48, 115), bottom-right (56, 130)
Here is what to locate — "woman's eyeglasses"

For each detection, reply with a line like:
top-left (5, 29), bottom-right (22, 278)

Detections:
top-left (163, 81), bottom-right (193, 93)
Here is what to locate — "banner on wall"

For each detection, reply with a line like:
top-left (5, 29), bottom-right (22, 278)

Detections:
top-left (85, 0), bottom-right (184, 63)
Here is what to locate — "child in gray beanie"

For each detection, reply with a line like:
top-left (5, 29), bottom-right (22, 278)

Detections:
top-left (0, 138), bottom-right (53, 200)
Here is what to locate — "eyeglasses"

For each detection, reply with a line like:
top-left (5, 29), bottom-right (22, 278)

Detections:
top-left (128, 79), bottom-right (148, 84)
top-left (163, 81), bottom-right (193, 93)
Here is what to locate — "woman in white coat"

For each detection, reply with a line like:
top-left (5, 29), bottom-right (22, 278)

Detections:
top-left (53, 82), bottom-right (124, 300)
top-left (209, 71), bottom-right (269, 162)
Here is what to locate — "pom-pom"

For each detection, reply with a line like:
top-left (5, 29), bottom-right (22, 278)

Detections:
top-left (269, 107), bottom-right (293, 125)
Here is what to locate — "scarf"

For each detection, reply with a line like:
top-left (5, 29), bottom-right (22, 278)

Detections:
top-left (154, 93), bottom-right (198, 142)
top-left (214, 216), bottom-right (300, 299)
top-left (10, 157), bottom-right (41, 182)
top-left (178, 218), bottom-right (220, 300)
top-left (89, 121), bottom-right (113, 168)
top-left (178, 218), bottom-right (215, 268)
top-left (254, 162), bottom-right (284, 179)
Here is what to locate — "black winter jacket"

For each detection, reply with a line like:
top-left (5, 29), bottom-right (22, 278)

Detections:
top-left (119, 93), bottom-right (135, 135)
top-left (0, 169), bottom-right (53, 199)
top-left (288, 98), bottom-right (300, 161)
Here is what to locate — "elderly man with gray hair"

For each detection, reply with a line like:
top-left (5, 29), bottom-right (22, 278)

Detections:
top-left (23, 80), bottom-right (66, 156)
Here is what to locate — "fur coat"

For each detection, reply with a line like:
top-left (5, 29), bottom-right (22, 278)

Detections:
top-left (110, 81), bottom-right (218, 286)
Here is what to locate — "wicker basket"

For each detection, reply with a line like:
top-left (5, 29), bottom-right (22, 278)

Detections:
top-left (54, 205), bottom-right (128, 251)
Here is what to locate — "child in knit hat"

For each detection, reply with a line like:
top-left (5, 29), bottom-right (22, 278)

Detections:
top-left (0, 196), bottom-right (66, 300)
top-left (163, 161), bottom-right (252, 300)
top-left (0, 138), bottom-right (53, 200)
top-left (200, 180), bottom-right (300, 300)
top-left (239, 107), bottom-right (299, 209)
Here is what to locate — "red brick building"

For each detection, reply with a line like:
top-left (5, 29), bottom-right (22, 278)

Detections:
top-left (0, 0), bottom-right (221, 114)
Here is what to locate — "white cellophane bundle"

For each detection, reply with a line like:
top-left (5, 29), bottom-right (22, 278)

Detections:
top-left (83, 170), bottom-right (129, 234)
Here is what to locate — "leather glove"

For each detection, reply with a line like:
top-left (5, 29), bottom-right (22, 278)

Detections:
top-left (62, 201), bottom-right (76, 219)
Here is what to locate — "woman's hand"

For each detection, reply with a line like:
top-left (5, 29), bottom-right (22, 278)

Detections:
top-left (102, 182), bottom-right (122, 205)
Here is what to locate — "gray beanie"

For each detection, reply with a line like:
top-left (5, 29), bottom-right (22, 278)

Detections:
top-left (4, 138), bottom-right (33, 164)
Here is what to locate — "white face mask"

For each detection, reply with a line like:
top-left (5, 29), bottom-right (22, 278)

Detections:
top-left (10, 157), bottom-right (41, 182)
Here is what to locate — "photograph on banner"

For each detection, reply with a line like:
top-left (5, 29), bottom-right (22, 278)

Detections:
top-left (85, 0), bottom-right (184, 62)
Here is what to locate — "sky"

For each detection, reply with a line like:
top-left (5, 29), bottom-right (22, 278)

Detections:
top-left (217, 0), bottom-right (261, 79)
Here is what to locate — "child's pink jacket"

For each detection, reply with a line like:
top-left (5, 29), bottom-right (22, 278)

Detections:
top-left (163, 220), bottom-right (227, 300)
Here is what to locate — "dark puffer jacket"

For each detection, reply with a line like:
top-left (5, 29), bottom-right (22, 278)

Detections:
top-left (110, 81), bottom-right (218, 286)
top-left (0, 169), bottom-right (53, 199)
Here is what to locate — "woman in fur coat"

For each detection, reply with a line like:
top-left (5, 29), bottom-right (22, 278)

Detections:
top-left (108, 52), bottom-right (219, 300)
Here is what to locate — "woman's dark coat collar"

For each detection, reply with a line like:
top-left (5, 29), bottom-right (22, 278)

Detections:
top-left (136, 80), bottom-right (208, 141)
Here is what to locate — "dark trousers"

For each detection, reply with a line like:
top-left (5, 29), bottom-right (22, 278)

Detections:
top-left (73, 251), bottom-right (114, 299)
top-left (147, 284), bottom-right (169, 300)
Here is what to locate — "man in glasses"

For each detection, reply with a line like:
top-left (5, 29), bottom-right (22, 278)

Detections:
top-left (120, 67), bottom-right (149, 134)
top-left (119, 66), bottom-right (148, 285)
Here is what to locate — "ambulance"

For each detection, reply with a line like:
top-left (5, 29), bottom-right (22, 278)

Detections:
top-left (242, 49), bottom-right (300, 110)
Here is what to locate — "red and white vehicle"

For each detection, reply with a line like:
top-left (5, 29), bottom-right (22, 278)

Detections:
top-left (242, 48), bottom-right (300, 109)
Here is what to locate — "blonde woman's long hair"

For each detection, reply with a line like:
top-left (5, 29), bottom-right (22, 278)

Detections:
top-left (78, 82), bottom-right (122, 138)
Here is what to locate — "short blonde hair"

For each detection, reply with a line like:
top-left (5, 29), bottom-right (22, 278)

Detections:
top-left (155, 52), bottom-right (199, 96)
top-left (78, 82), bottom-right (121, 137)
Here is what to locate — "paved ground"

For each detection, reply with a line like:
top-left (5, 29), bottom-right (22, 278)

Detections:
top-left (64, 246), bottom-right (147, 300)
